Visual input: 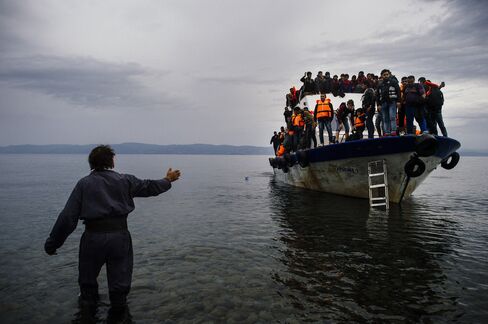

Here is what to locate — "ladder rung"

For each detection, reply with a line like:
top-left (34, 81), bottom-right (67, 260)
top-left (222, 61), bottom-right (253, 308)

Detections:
top-left (371, 197), bottom-right (386, 201)
top-left (369, 172), bottom-right (384, 177)
top-left (371, 203), bottom-right (387, 207)
top-left (370, 184), bottom-right (385, 189)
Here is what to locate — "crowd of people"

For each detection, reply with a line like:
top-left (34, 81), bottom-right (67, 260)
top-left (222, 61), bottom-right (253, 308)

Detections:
top-left (271, 69), bottom-right (448, 156)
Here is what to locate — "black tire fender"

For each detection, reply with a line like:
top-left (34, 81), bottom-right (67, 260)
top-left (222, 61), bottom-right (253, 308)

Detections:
top-left (441, 152), bottom-right (460, 170)
top-left (296, 150), bottom-right (309, 168)
top-left (404, 157), bottom-right (426, 178)
top-left (283, 153), bottom-right (295, 167)
top-left (269, 158), bottom-right (277, 168)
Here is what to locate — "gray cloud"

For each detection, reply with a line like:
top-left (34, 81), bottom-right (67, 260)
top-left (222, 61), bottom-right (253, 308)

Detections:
top-left (306, 0), bottom-right (488, 81)
top-left (198, 75), bottom-right (286, 86)
top-left (0, 55), bottom-right (173, 108)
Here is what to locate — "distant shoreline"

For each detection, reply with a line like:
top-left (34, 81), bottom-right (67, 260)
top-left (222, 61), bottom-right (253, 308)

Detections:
top-left (0, 143), bottom-right (485, 156)
top-left (0, 143), bottom-right (274, 155)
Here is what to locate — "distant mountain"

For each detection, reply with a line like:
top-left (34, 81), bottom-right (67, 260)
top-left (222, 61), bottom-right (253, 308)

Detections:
top-left (0, 143), bottom-right (274, 155)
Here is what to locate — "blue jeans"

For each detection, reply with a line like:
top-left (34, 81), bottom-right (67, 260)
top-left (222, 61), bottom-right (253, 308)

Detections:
top-left (381, 102), bottom-right (397, 135)
top-left (406, 105), bottom-right (428, 134)
top-left (318, 119), bottom-right (333, 144)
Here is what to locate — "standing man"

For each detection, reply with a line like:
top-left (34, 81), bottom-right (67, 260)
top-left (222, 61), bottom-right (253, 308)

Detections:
top-left (314, 93), bottom-right (335, 145)
top-left (270, 131), bottom-right (280, 154)
top-left (403, 75), bottom-right (427, 134)
top-left (426, 81), bottom-right (448, 136)
top-left (44, 145), bottom-right (181, 313)
top-left (376, 69), bottom-right (401, 136)
top-left (361, 88), bottom-right (376, 138)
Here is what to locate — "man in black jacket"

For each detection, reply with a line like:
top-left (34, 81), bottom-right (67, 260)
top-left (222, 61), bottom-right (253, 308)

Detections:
top-left (426, 82), bottom-right (447, 136)
top-left (376, 69), bottom-right (401, 136)
top-left (45, 145), bottom-right (181, 313)
top-left (300, 72), bottom-right (318, 97)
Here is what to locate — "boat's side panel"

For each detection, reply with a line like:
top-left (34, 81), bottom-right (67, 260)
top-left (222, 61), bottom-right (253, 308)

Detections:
top-left (273, 153), bottom-right (441, 203)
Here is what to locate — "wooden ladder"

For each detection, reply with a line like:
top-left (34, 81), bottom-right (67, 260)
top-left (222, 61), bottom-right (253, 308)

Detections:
top-left (368, 160), bottom-right (389, 209)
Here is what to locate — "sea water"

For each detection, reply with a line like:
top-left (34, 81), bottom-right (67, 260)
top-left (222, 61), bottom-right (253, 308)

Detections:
top-left (0, 154), bottom-right (487, 323)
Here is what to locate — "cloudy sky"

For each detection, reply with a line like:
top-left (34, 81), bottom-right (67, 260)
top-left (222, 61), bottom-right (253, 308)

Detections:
top-left (0, 0), bottom-right (487, 150)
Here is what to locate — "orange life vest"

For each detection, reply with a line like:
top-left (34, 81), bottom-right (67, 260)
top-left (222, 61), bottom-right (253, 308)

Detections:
top-left (276, 144), bottom-right (286, 156)
top-left (354, 112), bottom-right (365, 128)
top-left (292, 114), bottom-right (305, 127)
top-left (316, 99), bottom-right (332, 119)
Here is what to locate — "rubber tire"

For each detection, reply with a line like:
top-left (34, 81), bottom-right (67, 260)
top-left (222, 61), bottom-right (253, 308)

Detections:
top-left (404, 157), bottom-right (426, 178)
top-left (441, 152), bottom-right (460, 170)
top-left (269, 158), bottom-right (276, 168)
top-left (284, 153), bottom-right (295, 167)
top-left (296, 150), bottom-right (309, 168)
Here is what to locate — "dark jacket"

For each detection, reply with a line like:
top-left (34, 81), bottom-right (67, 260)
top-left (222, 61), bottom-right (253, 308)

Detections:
top-left (300, 76), bottom-right (318, 94)
top-left (45, 170), bottom-right (171, 251)
top-left (377, 76), bottom-right (401, 104)
top-left (403, 83), bottom-right (425, 106)
top-left (323, 77), bottom-right (333, 93)
top-left (361, 89), bottom-right (376, 116)
top-left (426, 87), bottom-right (444, 111)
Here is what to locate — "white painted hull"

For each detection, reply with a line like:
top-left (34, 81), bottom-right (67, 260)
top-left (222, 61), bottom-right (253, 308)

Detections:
top-left (273, 152), bottom-right (440, 203)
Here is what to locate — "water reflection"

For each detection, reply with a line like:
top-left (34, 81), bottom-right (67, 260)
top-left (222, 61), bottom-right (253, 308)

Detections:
top-left (72, 300), bottom-right (132, 324)
top-left (268, 179), bottom-right (462, 322)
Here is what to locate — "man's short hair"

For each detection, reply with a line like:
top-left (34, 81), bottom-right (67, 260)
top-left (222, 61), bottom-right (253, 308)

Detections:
top-left (89, 145), bottom-right (115, 171)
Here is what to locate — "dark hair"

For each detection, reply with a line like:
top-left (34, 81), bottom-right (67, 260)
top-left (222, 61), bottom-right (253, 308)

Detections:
top-left (380, 69), bottom-right (390, 75)
top-left (408, 75), bottom-right (415, 80)
top-left (89, 145), bottom-right (115, 171)
top-left (347, 99), bottom-right (354, 106)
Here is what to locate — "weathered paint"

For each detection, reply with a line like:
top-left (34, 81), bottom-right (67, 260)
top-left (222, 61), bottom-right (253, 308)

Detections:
top-left (273, 152), bottom-right (441, 203)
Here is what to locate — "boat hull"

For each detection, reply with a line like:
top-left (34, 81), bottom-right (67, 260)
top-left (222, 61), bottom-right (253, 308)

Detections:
top-left (271, 135), bottom-right (460, 203)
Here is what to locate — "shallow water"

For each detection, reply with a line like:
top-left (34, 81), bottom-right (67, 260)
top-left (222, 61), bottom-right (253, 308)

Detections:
top-left (0, 154), bottom-right (487, 323)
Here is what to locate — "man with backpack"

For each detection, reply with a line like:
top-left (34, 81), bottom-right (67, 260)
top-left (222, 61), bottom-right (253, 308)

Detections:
top-left (403, 75), bottom-right (427, 134)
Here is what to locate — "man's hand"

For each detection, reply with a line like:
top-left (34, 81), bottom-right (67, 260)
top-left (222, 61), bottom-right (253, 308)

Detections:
top-left (44, 245), bottom-right (57, 255)
top-left (165, 168), bottom-right (181, 182)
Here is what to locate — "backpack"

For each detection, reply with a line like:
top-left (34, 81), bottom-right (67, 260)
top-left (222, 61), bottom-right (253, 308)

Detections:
top-left (404, 83), bottom-right (424, 106)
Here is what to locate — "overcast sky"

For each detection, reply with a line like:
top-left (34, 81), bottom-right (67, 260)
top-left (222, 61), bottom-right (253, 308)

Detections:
top-left (1, 0), bottom-right (487, 150)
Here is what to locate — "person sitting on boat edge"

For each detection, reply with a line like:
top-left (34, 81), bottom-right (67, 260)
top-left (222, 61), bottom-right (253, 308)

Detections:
top-left (44, 145), bottom-right (181, 316)
top-left (300, 71), bottom-right (318, 98)
top-left (314, 93), bottom-right (335, 145)
top-left (286, 87), bottom-right (299, 108)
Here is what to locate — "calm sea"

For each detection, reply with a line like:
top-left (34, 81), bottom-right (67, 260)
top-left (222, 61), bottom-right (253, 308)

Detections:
top-left (0, 154), bottom-right (487, 323)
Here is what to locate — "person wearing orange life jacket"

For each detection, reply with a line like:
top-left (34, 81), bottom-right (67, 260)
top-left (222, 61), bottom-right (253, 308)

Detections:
top-left (353, 107), bottom-right (366, 139)
top-left (314, 93), bottom-right (334, 145)
top-left (291, 106), bottom-right (305, 152)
